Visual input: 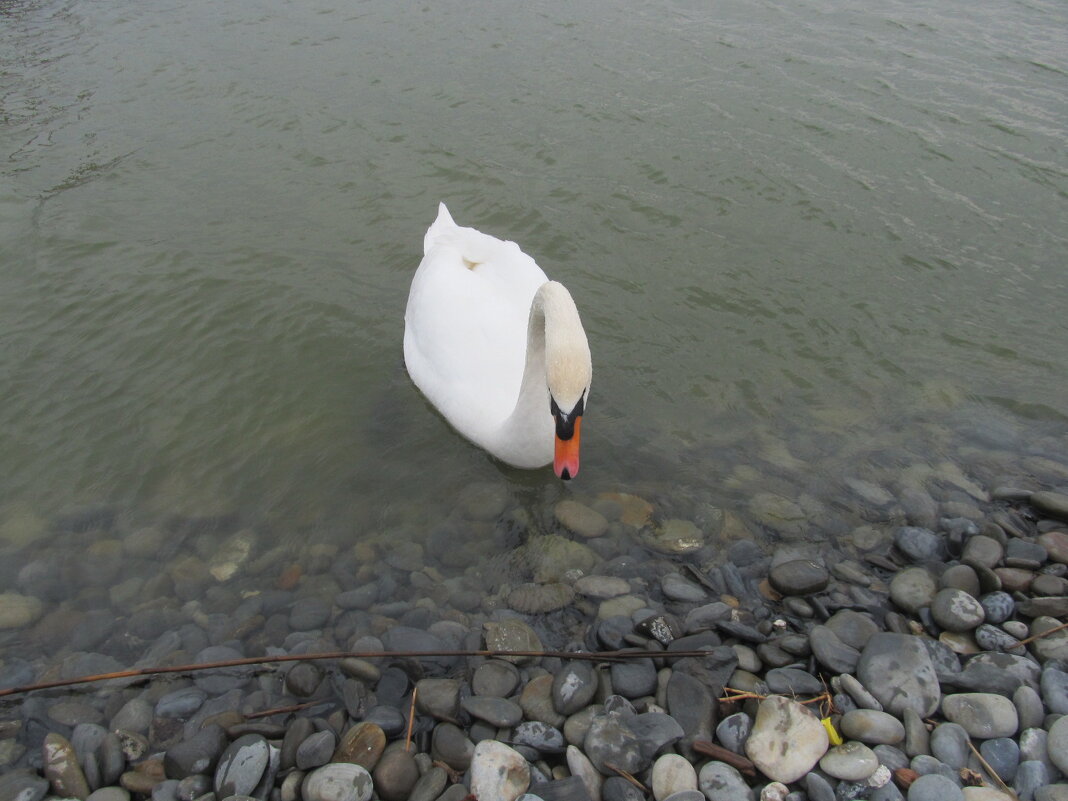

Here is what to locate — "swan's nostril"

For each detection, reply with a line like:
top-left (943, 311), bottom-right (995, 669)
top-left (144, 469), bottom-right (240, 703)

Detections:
top-left (560, 468), bottom-right (572, 480)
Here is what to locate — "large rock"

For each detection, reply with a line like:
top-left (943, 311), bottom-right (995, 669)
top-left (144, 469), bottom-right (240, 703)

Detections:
top-left (744, 696), bottom-right (829, 784)
top-left (856, 633), bottom-right (940, 717)
top-left (468, 740), bottom-right (529, 801)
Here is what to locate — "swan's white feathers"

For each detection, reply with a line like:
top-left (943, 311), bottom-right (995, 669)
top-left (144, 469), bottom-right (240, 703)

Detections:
top-left (404, 203), bottom-right (591, 470)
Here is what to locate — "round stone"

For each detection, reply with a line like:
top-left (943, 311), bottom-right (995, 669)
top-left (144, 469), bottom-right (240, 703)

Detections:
top-left (508, 582), bottom-right (575, 614)
top-left (942, 693), bottom-right (1018, 738)
top-left (469, 740), bottom-right (530, 801)
top-left (651, 754), bottom-right (698, 800)
top-left (461, 696), bottom-right (523, 728)
top-left (698, 761), bottom-right (752, 801)
top-left (552, 660), bottom-right (598, 716)
top-left (857, 633), bottom-right (941, 718)
top-left (332, 721), bottom-right (385, 769)
top-left (301, 763), bottom-right (373, 801)
top-left (555, 500), bottom-right (609, 538)
top-left (979, 592), bottom-right (1015, 624)
top-left (890, 568), bottom-right (938, 614)
top-left (0, 592), bottom-right (44, 629)
top-left (372, 748), bottom-right (419, 801)
top-left (839, 709), bottom-right (905, 745)
top-left (1048, 715), bottom-right (1068, 774)
top-left (744, 696), bottom-right (829, 784)
top-left (893, 527), bottom-right (944, 562)
top-left (768, 559), bottom-right (830, 596)
top-left (907, 773), bottom-right (964, 801)
top-left (472, 660), bottom-right (521, 697)
top-left (931, 588), bottom-right (985, 632)
top-left (430, 722), bottom-right (474, 771)
top-left (819, 741), bottom-right (879, 781)
top-left (214, 734), bottom-right (270, 797)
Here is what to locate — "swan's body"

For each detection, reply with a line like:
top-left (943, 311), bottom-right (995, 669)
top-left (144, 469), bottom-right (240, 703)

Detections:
top-left (404, 203), bottom-right (591, 478)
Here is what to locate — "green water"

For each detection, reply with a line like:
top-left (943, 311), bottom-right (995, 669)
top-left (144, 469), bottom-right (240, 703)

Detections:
top-left (2, 0), bottom-right (1067, 536)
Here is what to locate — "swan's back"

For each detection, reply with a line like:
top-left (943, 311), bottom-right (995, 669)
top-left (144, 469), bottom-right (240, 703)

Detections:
top-left (404, 204), bottom-right (549, 437)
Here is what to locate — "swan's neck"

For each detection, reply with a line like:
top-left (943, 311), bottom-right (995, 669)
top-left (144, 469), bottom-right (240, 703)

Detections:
top-left (488, 281), bottom-right (587, 468)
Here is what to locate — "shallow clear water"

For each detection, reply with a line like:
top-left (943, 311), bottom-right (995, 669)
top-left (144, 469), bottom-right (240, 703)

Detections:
top-left (2, 0), bottom-right (1067, 540)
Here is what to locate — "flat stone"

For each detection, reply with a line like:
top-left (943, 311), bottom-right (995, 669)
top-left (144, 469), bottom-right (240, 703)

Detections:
top-left (697, 761), bottom-right (752, 801)
top-left (930, 588), bottom-right (985, 632)
top-left (301, 763), bottom-right (373, 801)
top-left (430, 722), bottom-right (474, 771)
top-left (893, 526), bottom-right (944, 562)
top-left (164, 723), bottom-right (227, 778)
top-left (819, 741), bottom-right (879, 781)
top-left (908, 774), bottom-right (964, 801)
top-left (566, 744), bottom-right (603, 801)
top-left (930, 722), bottom-right (970, 769)
top-left (890, 567), bottom-right (938, 614)
top-left (744, 695), bottom-right (829, 784)
top-left (979, 737), bottom-right (1020, 784)
top-left (213, 734), bottom-right (270, 797)
top-left (661, 572), bottom-right (708, 603)
top-left (1038, 530), bottom-right (1068, 563)
top-left (1031, 491), bottom-right (1068, 522)
top-left (651, 753), bottom-right (698, 800)
top-left (553, 660), bottom-right (599, 715)
top-left (584, 713), bottom-right (647, 775)
top-left (555, 500), bottom-right (609, 538)
top-left (372, 748), bottom-right (419, 801)
top-left (469, 740), bottom-right (530, 801)
top-left (839, 709), bottom-right (904, 745)
top-left (857, 633), bottom-right (940, 718)
top-left (473, 659), bottom-right (521, 697)
top-left (942, 693), bottom-right (1018, 738)
top-left (483, 619), bottom-right (544, 663)
top-left (42, 733), bottom-right (91, 800)
top-left (610, 657), bottom-right (658, 699)
top-left (512, 721), bottom-right (566, 755)
top-left (715, 713), bottom-right (753, 754)
top-left (296, 730), bottom-right (336, 771)
top-left (574, 575), bottom-right (631, 599)
top-left (520, 674), bottom-right (567, 728)
top-left (332, 721), bottom-right (385, 769)
top-left (768, 559), bottom-right (830, 596)
top-left (765, 667), bottom-right (823, 696)
top-left (461, 696), bottom-right (523, 728)
top-left (0, 593), bottom-right (45, 629)
top-left (810, 624), bottom-right (861, 674)
top-left (1048, 715), bottom-right (1068, 774)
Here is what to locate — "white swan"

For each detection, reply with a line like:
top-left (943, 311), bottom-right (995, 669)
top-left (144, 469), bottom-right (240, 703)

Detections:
top-left (404, 203), bottom-right (592, 479)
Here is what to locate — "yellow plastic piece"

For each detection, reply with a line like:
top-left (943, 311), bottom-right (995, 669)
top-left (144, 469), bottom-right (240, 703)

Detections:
top-left (822, 717), bottom-right (843, 746)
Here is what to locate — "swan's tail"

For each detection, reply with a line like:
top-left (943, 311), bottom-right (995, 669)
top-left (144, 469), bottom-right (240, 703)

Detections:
top-left (423, 202), bottom-right (456, 256)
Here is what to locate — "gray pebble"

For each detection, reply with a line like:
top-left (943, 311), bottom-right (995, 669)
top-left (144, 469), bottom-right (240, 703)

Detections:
top-left (979, 737), bottom-right (1020, 783)
top-left (980, 591), bottom-right (1015, 624)
top-left (296, 730), bottom-right (336, 771)
top-left (552, 661), bottom-right (598, 716)
top-left (461, 696), bottom-right (524, 728)
top-left (906, 773), bottom-right (963, 801)
top-left (930, 588), bottom-right (985, 632)
top-left (894, 527), bottom-right (945, 563)
top-left (809, 625), bottom-right (861, 674)
top-left (930, 722), bottom-right (970, 769)
top-left (214, 734), bottom-right (269, 797)
top-left (839, 709), bottom-right (904, 745)
top-left (768, 559), bottom-right (830, 596)
top-left (472, 660), bottom-right (521, 698)
top-left (765, 667), bottom-right (824, 696)
top-left (1041, 666), bottom-right (1068, 714)
top-left (715, 712), bottom-right (752, 754)
top-left (1015, 760), bottom-right (1052, 801)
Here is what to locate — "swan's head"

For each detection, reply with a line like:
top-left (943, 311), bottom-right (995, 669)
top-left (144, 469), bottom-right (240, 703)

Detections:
top-left (541, 282), bottom-right (592, 480)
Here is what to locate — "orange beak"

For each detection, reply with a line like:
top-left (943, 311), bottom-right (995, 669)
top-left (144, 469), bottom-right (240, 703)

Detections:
top-left (553, 416), bottom-right (581, 480)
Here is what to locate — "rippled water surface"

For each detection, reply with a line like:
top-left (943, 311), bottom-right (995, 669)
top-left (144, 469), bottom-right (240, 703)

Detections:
top-left (2, 0), bottom-right (1067, 539)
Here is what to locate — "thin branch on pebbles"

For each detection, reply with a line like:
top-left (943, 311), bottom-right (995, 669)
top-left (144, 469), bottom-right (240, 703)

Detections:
top-left (692, 740), bottom-right (757, 776)
top-left (405, 685), bottom-right (418, 753)
top-left (605, 763), bottom-right (648, 792)
top-left (966, 740), bottom-right (1020, 801)
top-left (246, 700), bottom-right (321, 720)
top-left (0, 648), bottom-right (717, 699)
top-left (1014, 619), bottom-right (1068, 646)
top-left (718, 686), bottom-right (834, 715)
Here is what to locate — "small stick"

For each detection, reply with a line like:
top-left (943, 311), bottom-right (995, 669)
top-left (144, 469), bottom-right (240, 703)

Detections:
top-left (966, 740), bottom-right (1020, 800)
top-left (405, 685), bottom-right (418, 753)
top-left (247, 700), bottom-right (320, 719)
top-left (0, 648), bottom-right (717, 699)
top-left (605, 763), bottom-right (648, 792)
top-left (692, 740), bottom-right (757, 776)
top-left (1015, 619), bottom-right (1068, 647)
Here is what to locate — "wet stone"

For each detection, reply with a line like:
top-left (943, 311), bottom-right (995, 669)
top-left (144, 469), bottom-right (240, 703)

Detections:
top-left (610, 657), bottom-right (658, 699)
top-left (473, 659), bottom-right (521, 697)
top-left (1014, 761), bottom-right (1051, 801)
top-left (213, 734), bottom-right (269, 797)
top-left (164, 723), bottom-right (227, 779)
top-left (332, 721), bottom-right (386, 769)
top-left (43, 733), bottom-right (91, 800)
top-left (1041, 665), bottom-right (1068, 713)
top-left (980, 591), bottom-right (1015, 624)
top-left (962, 535), bottom-right (1004, 569)
top-left (555, 500), bottom-right (609, 538)
top-left (894, 526), bottom-right (945, 562)
top-left (296, 730), bottom-right (336, 770)
top-left (584, 713), bottom-right (647, 775)
top-left (661, 572), bottom-right (708, 602)
top-left (890, 567), bottom-right (938, 614)
top-left (461, 696), bottom-right (523, 728)
top-left (1030, 491), bottom-right (1068, 522)
top-left (372, 748), bottom-right (419, 801)
top-left (768, 559), bottom-right (830, 596)
top-left (430, 722), bottom-right (474, 771)
top-left (301, 763), bottom-right (374, 801)
top-left (979, 737), bottom-right (1020, 783)
top-left (809, 625), bottom-right (861, 674)
top-left (552, 661), bottom-right (598, 716)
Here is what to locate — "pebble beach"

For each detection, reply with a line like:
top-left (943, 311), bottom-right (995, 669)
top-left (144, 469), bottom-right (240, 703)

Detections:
top-left (2, 407), bottom-right (1068, 801)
